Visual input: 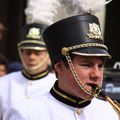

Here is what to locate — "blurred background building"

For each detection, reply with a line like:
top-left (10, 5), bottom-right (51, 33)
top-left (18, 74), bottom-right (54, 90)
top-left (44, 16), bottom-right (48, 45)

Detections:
top-left (0, 0), bottom-right (26, 61)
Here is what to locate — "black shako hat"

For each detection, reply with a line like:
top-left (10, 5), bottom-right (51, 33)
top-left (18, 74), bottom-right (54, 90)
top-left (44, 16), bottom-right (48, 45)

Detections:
top-left (18, 23), bottom-right (47, 50)
top-left (43, 14), bottom-right (111, 65)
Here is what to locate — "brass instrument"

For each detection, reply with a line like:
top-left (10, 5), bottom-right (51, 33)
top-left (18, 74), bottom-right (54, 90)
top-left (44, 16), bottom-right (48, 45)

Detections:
top-left (98, 88), bottom-right (120, 118)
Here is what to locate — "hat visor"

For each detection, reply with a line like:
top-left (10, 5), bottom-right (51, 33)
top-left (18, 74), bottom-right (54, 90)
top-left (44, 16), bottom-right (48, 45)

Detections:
top-left (72, 47), bottom-right (111, 59)
top-left (18, 40), bottom-right (46, 50)
top-left (19, 43), bottom-right (46, 51)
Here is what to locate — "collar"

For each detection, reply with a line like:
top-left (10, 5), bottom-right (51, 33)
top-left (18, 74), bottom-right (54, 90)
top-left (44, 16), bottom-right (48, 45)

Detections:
top-left (50, 81), bottom-right (91, 108)
top-left (22, 69), bottom-right (49, 80)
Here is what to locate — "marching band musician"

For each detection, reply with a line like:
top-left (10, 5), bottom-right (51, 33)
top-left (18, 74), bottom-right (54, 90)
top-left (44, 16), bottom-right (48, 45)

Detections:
top-left (0, 0), bottom-right (61, 119)
top-left (6, 1), bottom-right (119, 119)
top-left (0, 23), bottom-right (56, 120)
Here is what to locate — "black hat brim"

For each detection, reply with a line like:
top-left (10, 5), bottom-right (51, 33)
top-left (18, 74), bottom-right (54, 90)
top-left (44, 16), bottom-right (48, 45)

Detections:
top-left (18, 40), bottom-right (47, 50)
top-left (72, 47), bottom-right (111, 59)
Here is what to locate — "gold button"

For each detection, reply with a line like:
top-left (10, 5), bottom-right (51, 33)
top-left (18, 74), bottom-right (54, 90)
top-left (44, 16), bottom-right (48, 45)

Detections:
top-left (29, 81), bottom-right (32, 86)
top-left (26, 96), bottom-right (31, 99)
top-left (76, 109), bottom-right (80, 115)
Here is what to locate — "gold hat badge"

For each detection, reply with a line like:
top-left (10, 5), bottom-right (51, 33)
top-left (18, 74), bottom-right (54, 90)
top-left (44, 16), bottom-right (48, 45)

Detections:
top-left (26, 27), bottom-right (41, 39)
top-left (87, 23), bottom-right (103, 40)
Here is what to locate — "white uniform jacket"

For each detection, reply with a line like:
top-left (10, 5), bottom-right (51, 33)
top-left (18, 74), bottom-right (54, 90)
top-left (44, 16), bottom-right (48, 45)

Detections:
top-left (0, 71), bottom-right (56, 119)
top-left (7, 92), bottom-right (119, 120)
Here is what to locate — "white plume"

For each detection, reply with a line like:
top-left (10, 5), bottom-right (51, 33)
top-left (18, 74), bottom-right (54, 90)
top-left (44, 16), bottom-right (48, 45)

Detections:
top-left (61, 0), bottom-right (112, 15)
top-left (25, 0), bottom-right (61, 25)
top-left (56, 0), bottom-right (112, 33)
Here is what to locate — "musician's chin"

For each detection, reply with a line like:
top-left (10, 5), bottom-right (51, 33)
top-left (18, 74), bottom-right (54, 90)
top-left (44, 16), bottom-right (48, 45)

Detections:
top-left (84, 94), bottom-right (94, 100)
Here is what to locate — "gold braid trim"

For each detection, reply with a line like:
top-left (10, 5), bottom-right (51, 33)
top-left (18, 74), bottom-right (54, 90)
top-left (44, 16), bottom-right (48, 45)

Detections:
top-left (62, 43), bottom-right (107, 55)
top-left (18, 40), bottom-right (45, 47)
top-left (53, 87), bottom-right (87, 104)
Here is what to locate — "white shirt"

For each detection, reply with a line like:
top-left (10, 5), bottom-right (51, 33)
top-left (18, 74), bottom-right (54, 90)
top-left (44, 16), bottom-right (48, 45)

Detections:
top-left (0, 71), bottom-right (56, 119)
top-left (7, 93), bottom-right (119, 120)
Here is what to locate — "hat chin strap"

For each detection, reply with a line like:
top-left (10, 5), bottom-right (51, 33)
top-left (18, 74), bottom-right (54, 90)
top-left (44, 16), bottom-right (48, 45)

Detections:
top-left (25, 54), bottom-right (49, 75)
top-left (18, 48), bottom-right (49, 75)
top-left (65, 53), bottom-right (101, 97)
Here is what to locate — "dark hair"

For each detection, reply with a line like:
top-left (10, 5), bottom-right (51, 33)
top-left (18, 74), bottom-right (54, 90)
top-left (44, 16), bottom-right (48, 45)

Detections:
top-left (0, 54), bottom-right (9, 72)
top-left (54, 53), bottom-right (75, 78)
top-left (8, 61), bottom-right (23, 73)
